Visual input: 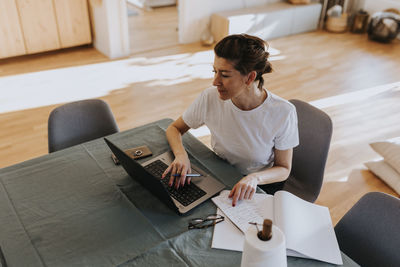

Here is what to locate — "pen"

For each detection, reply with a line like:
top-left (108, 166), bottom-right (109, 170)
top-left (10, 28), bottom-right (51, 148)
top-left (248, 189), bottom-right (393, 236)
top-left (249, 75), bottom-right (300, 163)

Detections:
top-left (172, 173), bottom-right (202, 177)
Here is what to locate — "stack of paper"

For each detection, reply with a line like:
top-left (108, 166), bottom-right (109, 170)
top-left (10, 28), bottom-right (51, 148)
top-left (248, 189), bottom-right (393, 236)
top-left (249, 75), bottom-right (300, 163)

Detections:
top-left (211, 190), bottom-right (343, 265)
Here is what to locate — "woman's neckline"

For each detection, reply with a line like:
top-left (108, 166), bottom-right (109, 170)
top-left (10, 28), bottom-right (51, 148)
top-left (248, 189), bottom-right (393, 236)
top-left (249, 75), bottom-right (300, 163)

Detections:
top-left (230, 88), bottom-right (269, 112)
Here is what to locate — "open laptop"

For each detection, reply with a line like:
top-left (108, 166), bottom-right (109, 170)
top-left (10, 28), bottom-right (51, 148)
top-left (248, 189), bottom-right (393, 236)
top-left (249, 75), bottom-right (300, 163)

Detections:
top-left (104, 138), bottom-right (225, 214)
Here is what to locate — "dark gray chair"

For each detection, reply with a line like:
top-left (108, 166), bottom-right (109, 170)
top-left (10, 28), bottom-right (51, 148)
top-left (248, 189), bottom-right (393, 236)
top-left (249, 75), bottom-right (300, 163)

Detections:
top-left (260, 99), bottom-right (333, 202)
top-left (48, 99), bottom-right (119, 153)
top-left (335, 192), bottom-right (400, 267)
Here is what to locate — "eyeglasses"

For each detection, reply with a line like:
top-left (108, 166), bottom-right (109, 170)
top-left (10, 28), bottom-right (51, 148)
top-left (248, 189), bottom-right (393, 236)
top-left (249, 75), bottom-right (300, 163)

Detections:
top-left (188, 214), bottom-right (224, 229)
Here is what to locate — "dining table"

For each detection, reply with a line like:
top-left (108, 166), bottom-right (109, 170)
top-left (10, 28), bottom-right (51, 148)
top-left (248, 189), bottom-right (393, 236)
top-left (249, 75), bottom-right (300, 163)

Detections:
top-left (0, 118), bottom-right (358, 266)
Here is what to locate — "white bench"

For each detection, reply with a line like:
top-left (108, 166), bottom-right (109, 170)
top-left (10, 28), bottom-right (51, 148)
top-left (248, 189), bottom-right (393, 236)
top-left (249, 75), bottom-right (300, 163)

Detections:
top-left (211, 2), bottom-right (322, 42)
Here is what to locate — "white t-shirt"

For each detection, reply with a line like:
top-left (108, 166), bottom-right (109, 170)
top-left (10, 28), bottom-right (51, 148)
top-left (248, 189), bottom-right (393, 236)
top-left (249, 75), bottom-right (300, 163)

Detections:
top-left (183, 87), bottom-right (299, 175)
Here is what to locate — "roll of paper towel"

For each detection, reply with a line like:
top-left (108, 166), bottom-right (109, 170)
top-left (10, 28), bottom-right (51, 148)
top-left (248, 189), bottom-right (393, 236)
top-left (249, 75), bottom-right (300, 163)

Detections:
top-left (241, 224), bottom-right (287, 267)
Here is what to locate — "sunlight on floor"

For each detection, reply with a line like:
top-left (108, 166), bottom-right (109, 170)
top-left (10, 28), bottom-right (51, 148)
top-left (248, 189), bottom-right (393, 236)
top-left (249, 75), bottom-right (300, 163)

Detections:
top-left (310, 81), bottom-right (400, 109)
top-left (335, 176), bottom-right (349, 182)
top-left (0, 46), bottom-right (284, 114)
top-left (0, 50), bottom-right (214, 113)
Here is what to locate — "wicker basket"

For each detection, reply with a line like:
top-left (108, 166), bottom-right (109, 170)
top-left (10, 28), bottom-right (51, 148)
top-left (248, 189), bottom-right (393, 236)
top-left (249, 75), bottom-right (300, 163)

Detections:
top-left (288, 0), bottom-right (311, 4)
top-left (326, 13), bottom-right (348, 33)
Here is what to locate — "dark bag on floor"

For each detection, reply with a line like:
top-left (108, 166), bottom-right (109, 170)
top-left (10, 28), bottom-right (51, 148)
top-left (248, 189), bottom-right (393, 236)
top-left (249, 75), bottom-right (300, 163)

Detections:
top-left (368, 11), bottom-right (400, 43)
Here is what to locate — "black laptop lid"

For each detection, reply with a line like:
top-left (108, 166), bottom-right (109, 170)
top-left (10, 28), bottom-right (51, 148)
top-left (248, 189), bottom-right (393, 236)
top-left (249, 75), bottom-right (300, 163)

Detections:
top-left (104, 138), bottom-right (178, 213)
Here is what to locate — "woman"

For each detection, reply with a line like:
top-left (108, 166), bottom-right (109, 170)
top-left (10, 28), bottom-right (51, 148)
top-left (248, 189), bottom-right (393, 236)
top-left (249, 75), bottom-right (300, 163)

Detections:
top-left (162, 34), bottom-right (299, 206)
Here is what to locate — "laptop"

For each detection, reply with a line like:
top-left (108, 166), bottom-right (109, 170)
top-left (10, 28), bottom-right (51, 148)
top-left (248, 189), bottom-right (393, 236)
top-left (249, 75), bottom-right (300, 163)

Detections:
top-left (104, 138), bottom-right (225, 214)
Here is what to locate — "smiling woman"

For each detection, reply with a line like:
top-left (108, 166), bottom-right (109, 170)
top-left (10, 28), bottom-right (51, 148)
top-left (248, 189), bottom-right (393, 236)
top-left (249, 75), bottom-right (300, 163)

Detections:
top-left (163, 34), bottom-right (299, 207)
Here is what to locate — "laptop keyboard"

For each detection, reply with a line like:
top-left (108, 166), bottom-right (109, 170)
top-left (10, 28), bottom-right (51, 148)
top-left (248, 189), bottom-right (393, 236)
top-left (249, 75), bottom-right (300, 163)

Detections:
top-left (144, 160), bottom-right (206, 206)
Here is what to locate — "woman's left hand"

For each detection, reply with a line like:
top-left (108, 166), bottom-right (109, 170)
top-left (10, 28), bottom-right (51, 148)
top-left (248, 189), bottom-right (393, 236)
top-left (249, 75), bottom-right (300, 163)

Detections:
top-left (229, 174), bottom-right (259, 206)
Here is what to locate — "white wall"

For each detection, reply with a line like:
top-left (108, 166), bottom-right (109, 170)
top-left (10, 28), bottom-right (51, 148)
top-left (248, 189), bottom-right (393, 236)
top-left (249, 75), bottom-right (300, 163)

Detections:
top-left (178, 0), bottom-right (282, 44)
top-left (90, 0), bottom-right (130, 59)
top-left (362, 0), bottom-right (400, 14)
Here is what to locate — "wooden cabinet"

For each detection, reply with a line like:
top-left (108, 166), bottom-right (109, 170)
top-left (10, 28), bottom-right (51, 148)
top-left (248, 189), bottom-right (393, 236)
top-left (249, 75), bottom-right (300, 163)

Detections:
top-left (54, 0), bottom-right (92, 48)
top-left (0, 0), bottom-right (92, 59)
top-left (0, 0), bottom-right (26, 58)
top-left (16, 0), bottom-right (61, 54)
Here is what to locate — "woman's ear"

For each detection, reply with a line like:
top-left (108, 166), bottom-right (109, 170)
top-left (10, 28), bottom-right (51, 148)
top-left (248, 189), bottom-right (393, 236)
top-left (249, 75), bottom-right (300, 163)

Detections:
top-left (245, 71), bottom-right (257, 85)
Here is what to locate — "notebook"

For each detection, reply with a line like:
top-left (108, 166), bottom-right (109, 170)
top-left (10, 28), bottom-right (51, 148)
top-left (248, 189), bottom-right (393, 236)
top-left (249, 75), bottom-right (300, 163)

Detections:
top-left (211, 190), bottom-right (343, 265)
top-left (104, 138), bottom-right (225, 214)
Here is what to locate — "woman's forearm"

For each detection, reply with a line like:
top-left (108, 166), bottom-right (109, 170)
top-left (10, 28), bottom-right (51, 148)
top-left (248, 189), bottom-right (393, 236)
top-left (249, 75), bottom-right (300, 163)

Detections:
top-left (166, 124), bottom-right (188, 158)
top-left (250, 148), bottom-right (292, 185)
top-left (250, 165), bottom-right (291, 185)
top-left (229, 164), bottom-right (291, 206)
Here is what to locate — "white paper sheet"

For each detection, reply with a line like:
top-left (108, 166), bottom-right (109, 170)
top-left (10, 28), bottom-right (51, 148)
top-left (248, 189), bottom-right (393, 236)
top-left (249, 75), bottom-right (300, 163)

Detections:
top-left (211, 190), bottom-right (274, 233)
top-left (212, 208), bottom-right (309, 257)
top-left (275, 191), bottom-right (343, 265)
top-left (211, 191), bottom-right (274, 251)
top-left (211, 190), bottom-right (343, 265)
top-left (211, 208), bottom-right (244, 251)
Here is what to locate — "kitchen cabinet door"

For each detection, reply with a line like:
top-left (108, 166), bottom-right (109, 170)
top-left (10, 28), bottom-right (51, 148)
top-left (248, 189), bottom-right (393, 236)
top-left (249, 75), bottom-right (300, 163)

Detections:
top-left (54, 0), bottom-right (92, 48)
top-left (0, 0), bottom-right (26, 58)
top-left (16, 0), bottom-right (60, 54)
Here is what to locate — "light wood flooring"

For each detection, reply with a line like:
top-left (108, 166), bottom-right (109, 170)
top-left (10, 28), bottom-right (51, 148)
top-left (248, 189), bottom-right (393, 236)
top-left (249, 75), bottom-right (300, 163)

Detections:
top-left (0, 5), bottom-right (399, 224)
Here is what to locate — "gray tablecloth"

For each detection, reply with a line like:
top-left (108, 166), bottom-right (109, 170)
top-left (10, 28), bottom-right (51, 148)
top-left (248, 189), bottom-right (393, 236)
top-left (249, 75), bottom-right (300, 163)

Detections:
top-left (0, 119), bottom-right (358, 267)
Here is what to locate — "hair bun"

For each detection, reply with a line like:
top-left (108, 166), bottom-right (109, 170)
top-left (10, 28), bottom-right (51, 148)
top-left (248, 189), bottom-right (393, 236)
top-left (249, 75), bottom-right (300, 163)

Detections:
top-left (215, 34), bottom-right (273, 89)
top-left (263, 57), bottom-right (272, 74)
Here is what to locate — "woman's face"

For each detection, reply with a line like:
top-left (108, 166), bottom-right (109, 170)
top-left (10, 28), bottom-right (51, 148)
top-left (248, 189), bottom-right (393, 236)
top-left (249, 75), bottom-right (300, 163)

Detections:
top-left (212, 56), bottom-right (248, 101)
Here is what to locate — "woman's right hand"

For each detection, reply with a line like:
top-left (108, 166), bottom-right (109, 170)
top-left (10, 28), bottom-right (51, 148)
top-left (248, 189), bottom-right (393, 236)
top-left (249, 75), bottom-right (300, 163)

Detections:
top-left (163, 116), bottom-right (192, 189)
top-left (161, 153), bottom-right (191, 189)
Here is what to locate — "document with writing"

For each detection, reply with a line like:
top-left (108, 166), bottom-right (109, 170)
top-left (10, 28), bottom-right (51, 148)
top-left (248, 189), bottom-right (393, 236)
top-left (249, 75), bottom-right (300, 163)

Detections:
top-left (211, 190), bottom-right (343, 265)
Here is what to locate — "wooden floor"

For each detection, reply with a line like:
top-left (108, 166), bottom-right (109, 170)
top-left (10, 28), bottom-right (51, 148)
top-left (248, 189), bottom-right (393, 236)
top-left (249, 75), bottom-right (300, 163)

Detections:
top-left (0, 5), bottom-right (399, 224)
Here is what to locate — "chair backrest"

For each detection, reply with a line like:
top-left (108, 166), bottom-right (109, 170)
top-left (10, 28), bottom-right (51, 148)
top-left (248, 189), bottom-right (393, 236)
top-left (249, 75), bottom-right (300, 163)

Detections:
top-left (334, 192), bottom-right (400, 267)
top-left (282, 99), bottom-right (333, 202)
top-left (48, 99), bottom-right (119, 153)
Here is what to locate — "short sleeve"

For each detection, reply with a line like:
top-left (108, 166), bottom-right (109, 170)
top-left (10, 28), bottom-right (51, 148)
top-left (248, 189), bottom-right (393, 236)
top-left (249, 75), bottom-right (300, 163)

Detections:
top-left (182, 89), bottom-right (208, 129)
top-left (274, 107), bottom-right (299, 150)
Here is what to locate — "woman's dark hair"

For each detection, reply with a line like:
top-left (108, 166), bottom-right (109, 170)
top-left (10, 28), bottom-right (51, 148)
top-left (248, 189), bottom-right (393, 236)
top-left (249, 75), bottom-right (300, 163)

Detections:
top-left (214, 34), bottom-right (272, 90)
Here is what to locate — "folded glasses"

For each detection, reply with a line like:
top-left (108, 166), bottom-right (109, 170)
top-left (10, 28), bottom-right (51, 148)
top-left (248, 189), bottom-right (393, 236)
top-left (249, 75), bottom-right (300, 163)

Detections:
top-left (188, 214), bottom-right (224, 229)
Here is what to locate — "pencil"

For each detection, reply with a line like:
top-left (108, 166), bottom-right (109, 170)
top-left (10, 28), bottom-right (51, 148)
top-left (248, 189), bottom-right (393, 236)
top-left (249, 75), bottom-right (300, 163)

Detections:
top-left (172, 173), bottom-right (202, 177)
